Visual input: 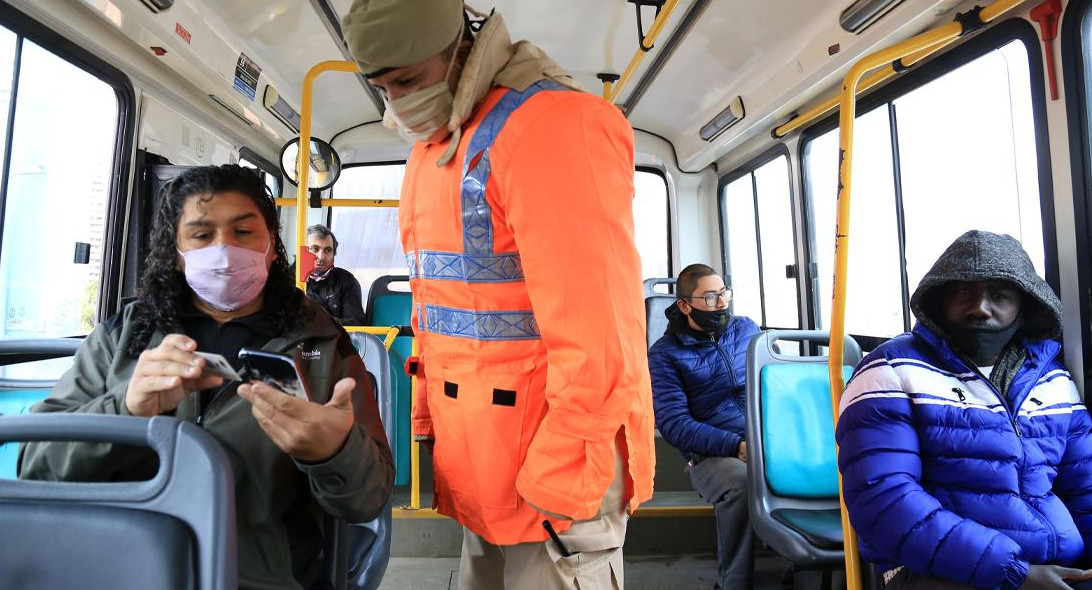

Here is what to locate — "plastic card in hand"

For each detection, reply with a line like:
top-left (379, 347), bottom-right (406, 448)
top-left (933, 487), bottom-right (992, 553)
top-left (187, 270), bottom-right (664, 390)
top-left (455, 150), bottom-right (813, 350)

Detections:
top-left (195, 351), bottom-right (242, 381)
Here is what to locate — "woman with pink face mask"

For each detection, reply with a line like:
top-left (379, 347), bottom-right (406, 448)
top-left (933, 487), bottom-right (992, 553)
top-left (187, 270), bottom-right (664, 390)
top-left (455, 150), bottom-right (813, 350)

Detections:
top-left (21, 165), bottom-right (394, 590)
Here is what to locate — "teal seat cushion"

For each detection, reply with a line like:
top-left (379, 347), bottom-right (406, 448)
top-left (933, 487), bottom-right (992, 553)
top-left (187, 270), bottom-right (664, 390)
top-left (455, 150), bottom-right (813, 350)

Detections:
top-left (0, 389), bottom-right (52, 479)
top-left (369, 292), bottom-right (414, 487)
top-left (760, 364), bottom-right (853, 498)
top-left (371, 294), bottom-right (412, 331)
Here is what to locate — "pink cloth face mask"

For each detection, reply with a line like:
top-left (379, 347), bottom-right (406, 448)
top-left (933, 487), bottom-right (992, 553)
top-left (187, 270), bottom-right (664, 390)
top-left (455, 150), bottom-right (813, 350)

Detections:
top-left (178, 243), bottom-right (269, 312)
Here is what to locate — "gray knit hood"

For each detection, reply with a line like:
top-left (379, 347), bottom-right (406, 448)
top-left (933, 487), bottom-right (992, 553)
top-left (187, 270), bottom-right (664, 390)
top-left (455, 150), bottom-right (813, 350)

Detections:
top-left (909, 230), bottom-right (1061, 340)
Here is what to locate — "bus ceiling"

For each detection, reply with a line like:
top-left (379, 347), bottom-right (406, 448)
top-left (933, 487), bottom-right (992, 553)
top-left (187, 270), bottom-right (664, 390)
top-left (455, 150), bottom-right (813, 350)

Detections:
top-left (12, 0), bottom-right (1025, 171)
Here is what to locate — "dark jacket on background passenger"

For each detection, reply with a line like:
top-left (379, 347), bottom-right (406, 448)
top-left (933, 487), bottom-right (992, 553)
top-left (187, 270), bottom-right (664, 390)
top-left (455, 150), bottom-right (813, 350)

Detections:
top-left (648, 305), bottom-right (760, 460)
top-left (836, 230), bottom-right (1092, 590)
top-left (21, 298), bottom-right (394, 590)
top-left (307, 267), bottom-right (366, 326)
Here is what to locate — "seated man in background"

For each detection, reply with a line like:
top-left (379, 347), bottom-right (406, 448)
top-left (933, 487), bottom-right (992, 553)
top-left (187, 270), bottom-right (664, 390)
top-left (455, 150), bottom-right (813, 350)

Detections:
top-left (304, 223), bottom-right (366, 326)
top-left (20, 165), bottom-right (394, 590)
top-left (648, 263), bottom-right (761, 590)
top-left (837, 230), bottom-right (1092, 590)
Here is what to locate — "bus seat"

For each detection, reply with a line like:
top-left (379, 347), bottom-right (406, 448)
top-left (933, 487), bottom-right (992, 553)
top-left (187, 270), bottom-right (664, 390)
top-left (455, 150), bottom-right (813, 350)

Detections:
top-left (342, 331), bottom-right (394, 590)
top-left (364, 275), bottom-right (412, 357)
top-left (745, 330), bottom-right (862, 573)
top-left (0, 414), bottom-right (235, 590)
top-left (0, 338), bottom-right (82, 479)
top-left (362, 275), bottom-right (412, 487)
top-left (643, 277), bottom-right (676, 349)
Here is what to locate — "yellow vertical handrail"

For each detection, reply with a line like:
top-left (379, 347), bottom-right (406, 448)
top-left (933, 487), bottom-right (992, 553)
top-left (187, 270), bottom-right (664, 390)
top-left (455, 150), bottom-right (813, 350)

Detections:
top-left (295, 60), bottom-right (362, 292)
top-left (409, 336), bottom-right (420, 509)
top-left (828, 1), bottom-right (1029, 588)
top-left (607, 0), bottom-right (682, 104)
top-left (294, 59), bottom-right (429, 513)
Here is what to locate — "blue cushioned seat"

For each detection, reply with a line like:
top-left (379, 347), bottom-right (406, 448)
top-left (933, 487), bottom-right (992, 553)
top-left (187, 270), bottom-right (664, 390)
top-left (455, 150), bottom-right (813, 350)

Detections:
top-left (745, 330), bottom-right (861, 573)
top-left (363, 276), bottom-right (413, 487)
top-left (760, 364), bottom-right (853, 498)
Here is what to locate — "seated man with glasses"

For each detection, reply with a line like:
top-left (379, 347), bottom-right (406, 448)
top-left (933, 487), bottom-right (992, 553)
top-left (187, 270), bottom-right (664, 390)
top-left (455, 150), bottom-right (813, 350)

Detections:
top-left (648, 263), bottom-right (760, 590)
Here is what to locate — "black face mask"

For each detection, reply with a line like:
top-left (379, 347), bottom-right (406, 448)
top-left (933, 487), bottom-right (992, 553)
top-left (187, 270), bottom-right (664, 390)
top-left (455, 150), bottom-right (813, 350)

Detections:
top-left (945, 315), bottom-right (1024, 367)
top-left (688, 307), bottom-right (730, 335)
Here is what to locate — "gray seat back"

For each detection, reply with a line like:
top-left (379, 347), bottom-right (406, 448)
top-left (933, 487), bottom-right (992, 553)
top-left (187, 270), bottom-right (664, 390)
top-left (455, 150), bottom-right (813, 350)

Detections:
top-left (744, 330), bottom-right (861, 569)
top-left (0, 414), bottom-right (235, 590)
top-left (643, 277), bottom-right (676, 349)
top-left (342, 332), bottom-right (394, 590)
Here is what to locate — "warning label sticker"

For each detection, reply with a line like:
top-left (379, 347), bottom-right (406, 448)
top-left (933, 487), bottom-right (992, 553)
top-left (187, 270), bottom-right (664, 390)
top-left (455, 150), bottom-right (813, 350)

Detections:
top-left (233, 53), bottom-right (261, 101)
top-left (175, 22), bottom-right (191, 44)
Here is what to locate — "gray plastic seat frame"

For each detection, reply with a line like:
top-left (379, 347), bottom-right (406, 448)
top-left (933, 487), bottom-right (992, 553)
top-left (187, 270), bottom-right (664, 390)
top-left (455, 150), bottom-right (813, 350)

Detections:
top-left (643, 277), bottom-right (676, 349)
top-left (342, 332), bottom-right (394, 590)
top-left (0, 414), bottom-right (236, 590)
top-left (745, 329), bottom-right (862, 570)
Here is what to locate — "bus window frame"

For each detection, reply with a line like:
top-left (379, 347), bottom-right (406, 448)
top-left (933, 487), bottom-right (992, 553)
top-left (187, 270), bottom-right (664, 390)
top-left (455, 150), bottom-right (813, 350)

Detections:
top-left (329, 159), bottom-right (407, 225)
top-left (0, 0), bottom-right (136, 326)
top-left (239, 146), bottom-right (281, 197)
top-left (1062, 0), bottom-right (1092, 396)
top-left (718, 144), bottom-right (799, 329)
top-left (797, 18), bottom-right (1056, 343)
top-left (635, 164), bottom-right (673, 281)
top-left (326, 159), bottom-right (408, 275)
top-left (325, 161), bottom-right (673, 283)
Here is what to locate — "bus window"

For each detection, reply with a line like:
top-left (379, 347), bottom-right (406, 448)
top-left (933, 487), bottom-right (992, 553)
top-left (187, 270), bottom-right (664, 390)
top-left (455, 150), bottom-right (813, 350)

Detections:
top-left (633, 169), bottom-right (670, 281)
top-left (806, 108), bottom-right (903, 337)
top-left (239, 150), bottom-right (281, 198)
top-left (0, 37), bottom-right (119, 345)
top-left (721, 154), bottom-right (800, 328)
top-left (0, 28), bottom-right (12, 184)
top-left (896, 41), bottom-right (1042, 287)
top-left (330, 164), bottom-right (408, 292)
top-left (804, 38), bottom-right (1042, 339)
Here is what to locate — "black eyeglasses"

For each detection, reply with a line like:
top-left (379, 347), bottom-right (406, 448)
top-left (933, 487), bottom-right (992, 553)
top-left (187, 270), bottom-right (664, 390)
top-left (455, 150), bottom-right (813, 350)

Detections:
top-left (686, 288), bottom-right (733, 307)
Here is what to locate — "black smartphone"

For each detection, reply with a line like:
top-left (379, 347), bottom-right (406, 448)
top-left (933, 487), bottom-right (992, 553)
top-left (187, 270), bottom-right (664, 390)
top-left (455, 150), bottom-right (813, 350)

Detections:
top-left (238, 348), bottom-right (311, 401)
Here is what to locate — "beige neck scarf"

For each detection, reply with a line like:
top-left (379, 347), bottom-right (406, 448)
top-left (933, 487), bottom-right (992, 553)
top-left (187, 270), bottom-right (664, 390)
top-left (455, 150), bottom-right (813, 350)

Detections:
top-left (433, 13), bottom-right (584, 167)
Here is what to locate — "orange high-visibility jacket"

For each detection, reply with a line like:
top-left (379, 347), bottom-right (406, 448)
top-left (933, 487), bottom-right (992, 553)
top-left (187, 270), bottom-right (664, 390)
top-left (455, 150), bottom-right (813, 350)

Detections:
top-left (402, 81), bottom-right (656, 545)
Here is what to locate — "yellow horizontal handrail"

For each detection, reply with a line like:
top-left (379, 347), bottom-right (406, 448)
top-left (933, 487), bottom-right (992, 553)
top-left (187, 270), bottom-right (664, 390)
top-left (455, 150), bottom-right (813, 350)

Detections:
top-left (775, 2), bottom-right (1025, 139)
top-left (773, 42), bottom-right (949, 138)
top-left (344, 325), bottom-right (400, 351)
top-left (392, 504), bottom-right (714, 519)
top-left (607, 0), bottom-right (682, 105)
top-left (274, 198), bottom-right (399, 208)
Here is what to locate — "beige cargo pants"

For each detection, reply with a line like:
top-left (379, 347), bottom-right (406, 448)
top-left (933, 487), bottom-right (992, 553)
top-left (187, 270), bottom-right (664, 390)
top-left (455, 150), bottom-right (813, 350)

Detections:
top-left (457, 442), bottom-right (628, 590)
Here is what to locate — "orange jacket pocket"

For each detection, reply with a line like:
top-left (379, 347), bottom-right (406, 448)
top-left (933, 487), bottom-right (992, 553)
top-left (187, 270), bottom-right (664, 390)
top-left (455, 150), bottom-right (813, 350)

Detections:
top-left (429, 358), bottom-right (537, 509)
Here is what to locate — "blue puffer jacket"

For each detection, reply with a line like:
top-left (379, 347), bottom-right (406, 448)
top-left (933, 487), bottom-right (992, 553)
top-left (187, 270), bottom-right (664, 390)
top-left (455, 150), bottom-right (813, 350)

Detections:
top-left (837, 231), bottom-right (1092, 590)
top-left (648, 306), bottom-right (760, 460)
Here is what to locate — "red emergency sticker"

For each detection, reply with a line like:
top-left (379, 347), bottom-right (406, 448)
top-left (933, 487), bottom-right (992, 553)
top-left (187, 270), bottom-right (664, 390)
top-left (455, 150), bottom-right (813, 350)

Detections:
top-left (175, 23), bottom-right (191, 44)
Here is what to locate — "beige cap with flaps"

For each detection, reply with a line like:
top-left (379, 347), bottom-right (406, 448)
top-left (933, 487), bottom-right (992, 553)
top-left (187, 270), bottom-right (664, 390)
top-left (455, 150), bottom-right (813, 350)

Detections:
top-left (342, 0), bottom-right (465, 77)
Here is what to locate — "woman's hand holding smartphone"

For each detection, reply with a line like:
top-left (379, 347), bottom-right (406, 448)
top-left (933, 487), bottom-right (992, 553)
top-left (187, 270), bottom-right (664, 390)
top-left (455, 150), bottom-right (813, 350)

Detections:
top-left (235, 348), bottom-right (356, 462)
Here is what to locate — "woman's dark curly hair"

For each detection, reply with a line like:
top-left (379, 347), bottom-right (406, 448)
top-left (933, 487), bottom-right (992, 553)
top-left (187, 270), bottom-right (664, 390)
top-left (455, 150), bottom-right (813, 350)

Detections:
top-left (127, 164), bottom-right (308, 356)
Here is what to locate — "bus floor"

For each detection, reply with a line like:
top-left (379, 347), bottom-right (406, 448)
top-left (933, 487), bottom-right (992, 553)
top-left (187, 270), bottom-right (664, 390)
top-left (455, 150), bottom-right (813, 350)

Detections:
top-left (377, 550), bottom-right (846, 590)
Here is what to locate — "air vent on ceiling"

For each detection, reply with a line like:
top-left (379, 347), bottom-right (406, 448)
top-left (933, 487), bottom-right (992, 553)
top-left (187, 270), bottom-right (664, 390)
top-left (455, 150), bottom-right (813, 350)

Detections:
top-left (140, 0), bottom-right (174, 13)
top-left (208, 95), bottom-right (253, 127)
top-left (263, 86), bottom-right (301, 133)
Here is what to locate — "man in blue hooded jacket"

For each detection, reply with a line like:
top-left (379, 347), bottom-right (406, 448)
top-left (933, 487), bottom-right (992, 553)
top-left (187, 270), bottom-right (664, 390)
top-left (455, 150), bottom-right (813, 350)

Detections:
top-left (837, 230), bottom-right (1092, 590)
top-left (648, 263), bottom-right (761, 590)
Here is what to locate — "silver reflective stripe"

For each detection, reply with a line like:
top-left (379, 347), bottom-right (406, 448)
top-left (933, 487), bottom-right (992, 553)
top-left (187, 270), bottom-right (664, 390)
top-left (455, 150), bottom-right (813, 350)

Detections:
top-left (423, 304), bottom-right (540, 341)
top-left (405, 250), bottom-right (524, 282)
top-left (882, 567), bottom-right (903, 585)
top-left (459, 80), bottom-right (570, 256)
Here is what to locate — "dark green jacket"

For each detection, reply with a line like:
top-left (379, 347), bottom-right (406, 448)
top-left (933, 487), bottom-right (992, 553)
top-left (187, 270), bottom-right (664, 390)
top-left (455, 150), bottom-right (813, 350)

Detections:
top-left (20, 298), bottom-right (394, 590)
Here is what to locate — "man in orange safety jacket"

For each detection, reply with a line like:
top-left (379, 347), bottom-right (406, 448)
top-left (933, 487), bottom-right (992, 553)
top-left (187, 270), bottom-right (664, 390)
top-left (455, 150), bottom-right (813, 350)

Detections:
top-left (343, 1), bottom-right (656, 587)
